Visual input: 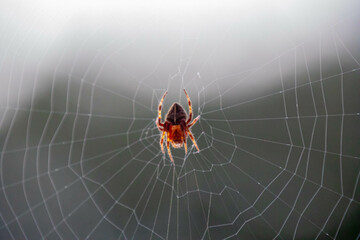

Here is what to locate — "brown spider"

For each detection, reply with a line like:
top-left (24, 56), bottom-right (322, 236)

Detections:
top-left (157, 89), bottom-right (200, 163)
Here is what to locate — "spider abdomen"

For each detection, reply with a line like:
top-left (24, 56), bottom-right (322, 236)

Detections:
top-left (166, 103), bottom-right (187, 125)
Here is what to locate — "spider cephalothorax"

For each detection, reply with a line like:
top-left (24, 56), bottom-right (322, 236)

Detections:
top-left (156, 89), bottom-right (200, 163)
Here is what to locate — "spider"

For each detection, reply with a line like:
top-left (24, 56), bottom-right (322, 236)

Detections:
top-left (157, 89), bottom-right (200, 163)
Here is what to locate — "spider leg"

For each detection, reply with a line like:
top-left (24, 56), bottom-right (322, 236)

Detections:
top-left (160, 131), bottom-right (166, 153)
top-left (166, 138), bottom-right (174, 163)
top-left (184, 89), bottom-right (193, 124)
top-left (184, 137), bottom-right (187, 154)
top-left (188, 116), bottom-right (200, 128)
top-left (157, 121), bottom-right (164, 131)
top-left (187, 130), bottom-right (200, 152)
top-left (157, 91), bottom-right (168, 130)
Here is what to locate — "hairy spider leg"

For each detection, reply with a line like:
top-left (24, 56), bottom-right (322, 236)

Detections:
top-left (183, 89), bottom-right (193, 124)
top-left (160, 131), bottom-right (166, 153)
top-left (187, 130), bottom-right (200, 152)
top-left (188, 116), bottom-right (200, 128)
top-left (166, 137), bottom-right (174, 163)
top-left (157, 91), bottom-right (168, 130)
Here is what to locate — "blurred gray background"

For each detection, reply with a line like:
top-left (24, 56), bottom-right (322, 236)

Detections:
top-left (0, 0), bottom-right (359, 239)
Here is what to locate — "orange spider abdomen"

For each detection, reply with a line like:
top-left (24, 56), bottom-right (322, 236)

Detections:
top-left (169, 125), bottom-right (184, 148)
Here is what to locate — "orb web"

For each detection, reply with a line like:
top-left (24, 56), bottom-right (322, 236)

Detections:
top-left (0, 3), bottom-right (359, 240)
